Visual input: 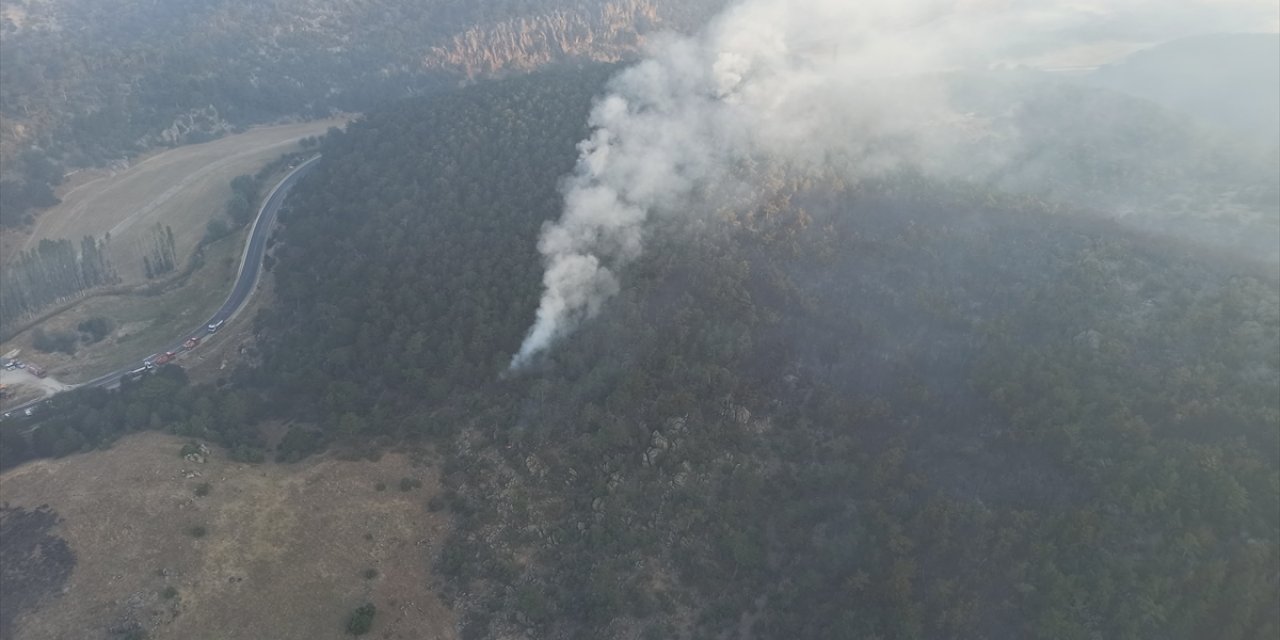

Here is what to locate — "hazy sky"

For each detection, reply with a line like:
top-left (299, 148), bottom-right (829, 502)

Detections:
top-left (997, 0), bottom-right (1280, 67)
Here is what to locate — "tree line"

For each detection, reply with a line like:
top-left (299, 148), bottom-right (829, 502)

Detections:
top-left (141, 223), bottom-right (178, 279)
top-left (0, 236), bottom-right (118, 333)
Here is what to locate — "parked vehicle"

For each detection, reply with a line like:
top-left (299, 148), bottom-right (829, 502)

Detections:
top-left (26, 364), bottom-right (46, 378)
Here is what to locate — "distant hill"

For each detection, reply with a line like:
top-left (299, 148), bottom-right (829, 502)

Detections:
top-left (939, 71), bottom-right (1280, 263)
top-left (1087, 33), bottom-right (1280, 141)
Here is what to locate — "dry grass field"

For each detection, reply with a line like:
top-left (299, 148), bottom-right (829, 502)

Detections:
top-left (0, 432), bottom-right (456, 640)
top-left (15, 119), bottom-right (344, 285)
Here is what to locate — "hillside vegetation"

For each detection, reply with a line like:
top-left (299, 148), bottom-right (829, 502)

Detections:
top-left (5, 66), bottom-right (1276, 639)
top-left (0, 0), bottom-right (723, 226)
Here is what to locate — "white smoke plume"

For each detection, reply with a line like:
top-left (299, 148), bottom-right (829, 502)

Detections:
top-left (509, 0), bottom-right (1278, 370)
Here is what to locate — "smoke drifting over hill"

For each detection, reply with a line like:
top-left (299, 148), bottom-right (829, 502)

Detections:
top-left (510, 0), bottom-right (1279, 369)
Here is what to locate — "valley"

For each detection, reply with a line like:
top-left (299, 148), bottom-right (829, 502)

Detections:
top-left (0, 120), bottom-right (337, 389)
top-left (13, 120), bottom-right (342, 286)
top-left (0, 3), bottom-right (1276, 640)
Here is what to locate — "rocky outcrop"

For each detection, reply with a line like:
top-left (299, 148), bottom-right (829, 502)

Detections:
top-left (423, 0), bottom-right (662, 77)
top-left (1072, 328), bottom-right (1102, 352)
top-left (143, 106), bottom-right (235, 148)
top-left (641, 428), bottom-right (671, 467)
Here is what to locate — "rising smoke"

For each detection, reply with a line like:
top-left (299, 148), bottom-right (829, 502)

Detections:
top-left (509, 0), bottom-right (1278, 370)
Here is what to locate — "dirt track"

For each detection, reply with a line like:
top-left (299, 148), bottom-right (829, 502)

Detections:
top-left (19, 120), bottom-right (344, 286)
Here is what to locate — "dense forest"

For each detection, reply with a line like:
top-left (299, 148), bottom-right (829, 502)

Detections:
top-left (4, 65), bottom-right (1276, 639)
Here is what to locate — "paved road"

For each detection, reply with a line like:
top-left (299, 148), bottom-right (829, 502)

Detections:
top-left (2, 155), bottom-right (321, 415)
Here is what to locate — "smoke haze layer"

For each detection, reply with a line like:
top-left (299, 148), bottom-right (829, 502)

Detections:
top-left (509, 0), bottom-right (1279, 369)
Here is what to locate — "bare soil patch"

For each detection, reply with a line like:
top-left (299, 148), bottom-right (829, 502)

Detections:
top-left (0, 368), bottom-right (72, 411)
top-left (0, 432), bottom-right (456, 640)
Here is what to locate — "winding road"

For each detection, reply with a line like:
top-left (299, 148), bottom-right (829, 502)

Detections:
top-left (2, 155), bottom-right (321, 415)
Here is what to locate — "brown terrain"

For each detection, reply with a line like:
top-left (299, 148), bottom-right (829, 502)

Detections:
top-left (424, 0), bottom-right (660, 76)
top-left (0, 432), bottom-right (455, 640)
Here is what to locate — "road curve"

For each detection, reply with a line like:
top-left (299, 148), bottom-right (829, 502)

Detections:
top-left (2, 155), bottom-right (321, 414)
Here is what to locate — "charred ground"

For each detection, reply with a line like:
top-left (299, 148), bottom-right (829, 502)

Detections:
top-left (0, 504), bottom-right (75, 639)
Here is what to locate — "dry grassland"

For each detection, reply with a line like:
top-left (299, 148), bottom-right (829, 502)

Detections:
top-left (0, 432), bottom-right (456, 640)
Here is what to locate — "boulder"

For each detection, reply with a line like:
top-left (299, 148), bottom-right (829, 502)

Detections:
top-left (1073, 329), bottom-right (1103, 351)
top-left (650, 430), bottom-right (670, 450)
